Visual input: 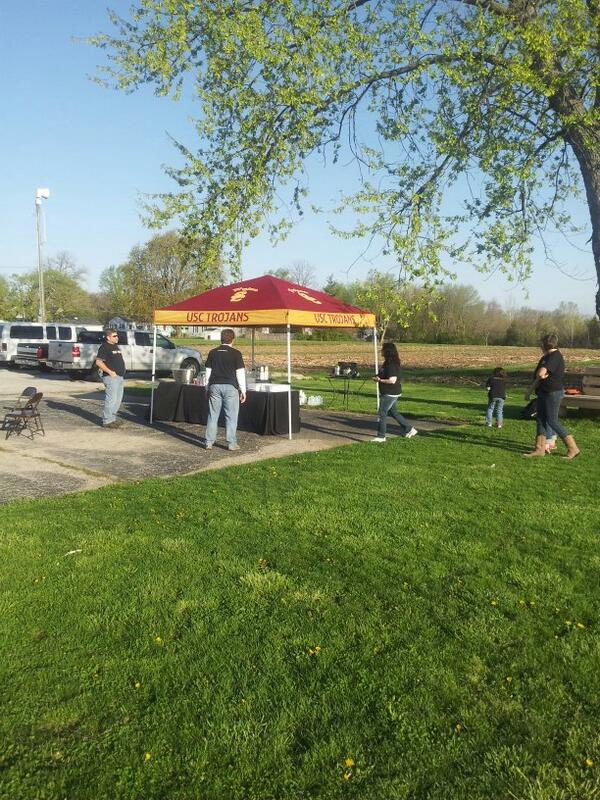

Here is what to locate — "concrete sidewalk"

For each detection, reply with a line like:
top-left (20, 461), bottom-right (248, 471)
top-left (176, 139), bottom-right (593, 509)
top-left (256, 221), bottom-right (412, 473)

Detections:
top-left (0, 367), bottom-right (453, 504)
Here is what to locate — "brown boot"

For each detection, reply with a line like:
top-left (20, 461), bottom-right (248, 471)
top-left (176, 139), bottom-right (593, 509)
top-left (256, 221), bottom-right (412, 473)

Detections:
top-left (523, 435), bottom-right (546, 457)
top-left (561, 434), bottom-right (581, 460)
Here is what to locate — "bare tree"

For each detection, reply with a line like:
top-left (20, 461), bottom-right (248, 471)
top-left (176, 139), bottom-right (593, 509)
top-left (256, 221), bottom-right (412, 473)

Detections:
top-left (46, 251), bottom-right (86, 282)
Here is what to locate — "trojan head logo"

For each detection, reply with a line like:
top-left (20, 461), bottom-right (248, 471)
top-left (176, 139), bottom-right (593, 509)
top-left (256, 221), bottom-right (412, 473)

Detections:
top-left (230, 286), bottom-right (259, 303)
top-left (288, 288), bottom-right (322, 305)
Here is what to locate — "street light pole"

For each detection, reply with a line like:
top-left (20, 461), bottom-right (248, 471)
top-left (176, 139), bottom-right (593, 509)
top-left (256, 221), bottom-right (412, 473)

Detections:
top-left (35, 188), bottom-right (50, 323)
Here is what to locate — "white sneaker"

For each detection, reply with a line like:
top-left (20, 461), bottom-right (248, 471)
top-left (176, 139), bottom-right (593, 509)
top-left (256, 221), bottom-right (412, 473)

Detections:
top-left (405, 428), bottom-right (418, 439)
top-left (371, 437), bottom-right (386, 443)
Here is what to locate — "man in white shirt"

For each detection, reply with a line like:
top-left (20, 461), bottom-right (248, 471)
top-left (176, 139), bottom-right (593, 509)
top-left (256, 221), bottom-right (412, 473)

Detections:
top-left (203, 329), bottom-right (246, 451)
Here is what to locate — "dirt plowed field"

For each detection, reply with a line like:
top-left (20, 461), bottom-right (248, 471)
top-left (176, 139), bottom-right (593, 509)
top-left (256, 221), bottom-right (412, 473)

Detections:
top-left (187, 341), bottom-right (600, 372)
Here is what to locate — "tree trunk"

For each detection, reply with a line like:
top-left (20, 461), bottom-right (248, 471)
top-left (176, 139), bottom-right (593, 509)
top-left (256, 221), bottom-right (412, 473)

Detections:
top-left (564, 127), bottom-right (600, 320)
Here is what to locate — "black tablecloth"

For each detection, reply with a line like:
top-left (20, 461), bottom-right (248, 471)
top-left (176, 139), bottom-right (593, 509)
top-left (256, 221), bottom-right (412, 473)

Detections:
top-left (152, 383), bottom-right (301, 435)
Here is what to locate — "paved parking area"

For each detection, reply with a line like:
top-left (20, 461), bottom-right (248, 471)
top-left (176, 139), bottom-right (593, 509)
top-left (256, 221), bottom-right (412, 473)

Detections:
top-left (0, 367), bottom-right (451, 504)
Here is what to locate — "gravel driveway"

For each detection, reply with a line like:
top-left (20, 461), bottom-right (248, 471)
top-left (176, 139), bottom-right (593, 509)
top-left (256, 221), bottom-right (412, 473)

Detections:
top-left (0, 366), bottom-right (447, 504)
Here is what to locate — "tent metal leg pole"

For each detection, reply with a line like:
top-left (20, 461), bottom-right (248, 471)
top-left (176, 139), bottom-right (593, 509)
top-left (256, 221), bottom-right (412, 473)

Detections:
top-left (251, 327), bottom-right (255, 371)
top-left (287, 324), bottom-right (292, 440)
top-left (373, 326), bottom-right (379, 410)
top-left (150, 325), bottom-right (158, 423)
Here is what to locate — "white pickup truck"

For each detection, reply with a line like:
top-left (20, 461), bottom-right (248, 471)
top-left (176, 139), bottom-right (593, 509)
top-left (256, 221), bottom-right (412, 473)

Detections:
top-left (14, 324), bottom-right (103, 370)
top-left (47, 329), bottom-right (203, 381)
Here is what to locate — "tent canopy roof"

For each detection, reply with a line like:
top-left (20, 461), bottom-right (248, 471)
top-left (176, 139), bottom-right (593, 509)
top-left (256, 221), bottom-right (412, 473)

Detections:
top-left (154, 274), bottom-right (375, 328)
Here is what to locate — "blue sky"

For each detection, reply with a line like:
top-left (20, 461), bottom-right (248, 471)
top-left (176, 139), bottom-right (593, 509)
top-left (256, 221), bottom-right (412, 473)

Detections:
top-left (1, 1), bottom-right (598, 315)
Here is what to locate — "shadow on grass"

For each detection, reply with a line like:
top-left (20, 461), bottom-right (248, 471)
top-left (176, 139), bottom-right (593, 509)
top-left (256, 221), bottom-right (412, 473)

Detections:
top-left (299, 409), bottom-right (464, 443)
top-left (403, 396), bottom-right (534, 422)
top-left (403, 396), bottom-right (481, 411)
top-left (299, 411), bottom-right (377, 442)
top-left (423, 425), bottom-right (535, 454)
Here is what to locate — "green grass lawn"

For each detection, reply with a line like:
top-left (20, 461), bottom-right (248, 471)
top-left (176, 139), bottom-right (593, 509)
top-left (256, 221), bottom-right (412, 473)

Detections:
top-left (291, 369), bottom-right (546, 422)
top-left (2, 382), bottom-right (599, 800)
top-left (292, 373), bottom-right (486, 421)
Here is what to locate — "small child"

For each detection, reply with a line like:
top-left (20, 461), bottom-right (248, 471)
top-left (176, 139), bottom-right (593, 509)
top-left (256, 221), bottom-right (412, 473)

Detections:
top-left (485, 367), bottom-right (507, 428)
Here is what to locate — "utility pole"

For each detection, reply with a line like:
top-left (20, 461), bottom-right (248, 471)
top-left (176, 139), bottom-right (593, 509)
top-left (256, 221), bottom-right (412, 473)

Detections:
top-left (35, 187), bottom-right (50, 322)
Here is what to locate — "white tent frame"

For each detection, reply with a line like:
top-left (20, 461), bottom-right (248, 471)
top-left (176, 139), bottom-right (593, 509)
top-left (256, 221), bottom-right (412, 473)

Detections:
top-left (149, 323), bottom-right (379, 440)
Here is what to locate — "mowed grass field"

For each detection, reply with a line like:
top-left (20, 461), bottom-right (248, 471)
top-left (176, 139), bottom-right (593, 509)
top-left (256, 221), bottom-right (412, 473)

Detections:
top-left (2, 354), bottom-right (600, 800)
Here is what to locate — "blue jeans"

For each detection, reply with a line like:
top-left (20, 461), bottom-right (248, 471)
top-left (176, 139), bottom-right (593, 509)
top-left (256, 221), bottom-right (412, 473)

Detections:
top-left (377, 394), bottom-right (411, 438)
top-left (536, 398), bottom-right (562, 439)
top-left (206, 384), bottom-right (240, 446)
top-left (536, 390), bottom-right (569, 439)
top-left (485, 397), bottom-right (504, 426)
top-left (102, 375), bottom-right (124, 425)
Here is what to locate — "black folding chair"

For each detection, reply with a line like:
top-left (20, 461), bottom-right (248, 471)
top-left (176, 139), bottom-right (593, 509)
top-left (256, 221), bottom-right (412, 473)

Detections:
top-left (3, 385), bottom-right (37, 412)
top-left (3, 392), bottom-right (45, 439)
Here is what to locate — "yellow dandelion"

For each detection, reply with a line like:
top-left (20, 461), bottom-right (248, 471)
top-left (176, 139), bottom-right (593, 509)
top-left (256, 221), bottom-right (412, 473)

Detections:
top-left (585, 758), bottom-right (594, 767)
top-left (343, 771), bottom-right (352, 780)
top-left (134, 681), bottom-right (141, 689)
top-left (455, 723), bottom-right (462, 733)
top-left (344, 758), bottom-right (355, 768)
top-left (506, 677), bottom-right (513, 683)
top-left (154, 636), bottom-right (163, 644)
top-left (565, 620), bottom-right (572, 626)
top-left (490, 600), bottom-right (497, 607)
top-left (144, 752), bottom-right (152, 762)
top-left (576, 622), bottom-right (586, 630)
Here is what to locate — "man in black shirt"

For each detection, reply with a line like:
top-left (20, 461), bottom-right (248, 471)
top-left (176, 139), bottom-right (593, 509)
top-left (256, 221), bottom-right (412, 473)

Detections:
top-left (204, 328), bottom-right (246, 450)
top-left (95, 329), bottom-right (126, 428)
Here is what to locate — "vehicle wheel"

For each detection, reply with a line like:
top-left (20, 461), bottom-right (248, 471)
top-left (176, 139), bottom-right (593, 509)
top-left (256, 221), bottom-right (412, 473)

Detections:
top-left (180, 358), bottom-right (200, 379)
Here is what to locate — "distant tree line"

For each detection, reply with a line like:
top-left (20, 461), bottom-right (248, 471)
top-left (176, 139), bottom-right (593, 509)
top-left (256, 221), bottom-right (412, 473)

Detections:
top-left (0, 252), bottom-right (96, 322)
top-left (322, 273), bottom-right (600, 348)
top-left (2, 240), bottom-right (598, 348)
top-left (96, 231), bottom-right (223, 322)
top-left (0, 232), bottom-right (223, 325)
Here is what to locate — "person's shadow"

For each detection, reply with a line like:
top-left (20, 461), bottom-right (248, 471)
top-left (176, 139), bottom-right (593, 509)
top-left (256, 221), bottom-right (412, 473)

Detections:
top-left (423, 426), bottom-right (530, 454)
top-left (44, 398), bottom-right (102, 426)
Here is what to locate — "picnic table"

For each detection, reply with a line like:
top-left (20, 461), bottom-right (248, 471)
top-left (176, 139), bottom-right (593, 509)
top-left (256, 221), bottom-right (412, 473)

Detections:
top-left (560, 367), bottom-right (600, 414)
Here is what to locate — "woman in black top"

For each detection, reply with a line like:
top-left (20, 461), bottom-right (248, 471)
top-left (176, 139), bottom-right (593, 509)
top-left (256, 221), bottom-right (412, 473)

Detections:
top-left (524, 334), bottom-right (580, 459)
top-left (371, 342), bottom-right (417, 443)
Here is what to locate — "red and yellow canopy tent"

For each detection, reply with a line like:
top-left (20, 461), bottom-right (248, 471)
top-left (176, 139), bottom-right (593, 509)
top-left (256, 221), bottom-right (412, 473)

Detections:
top-left (151, 275), bottom-right (378, 437)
